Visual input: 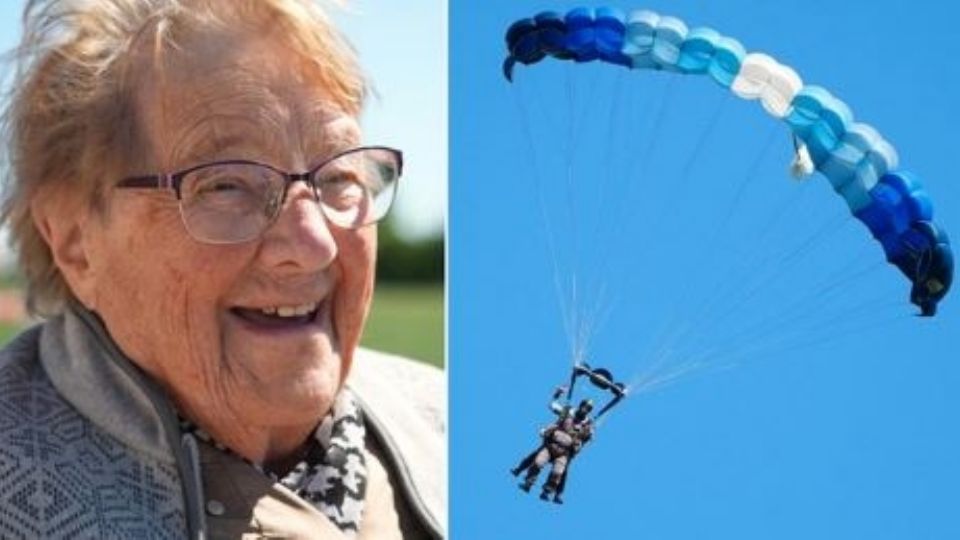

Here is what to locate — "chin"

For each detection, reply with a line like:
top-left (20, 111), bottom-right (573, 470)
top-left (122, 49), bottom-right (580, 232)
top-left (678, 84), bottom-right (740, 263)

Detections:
top-left (239, 360), bottom-right (340, 427)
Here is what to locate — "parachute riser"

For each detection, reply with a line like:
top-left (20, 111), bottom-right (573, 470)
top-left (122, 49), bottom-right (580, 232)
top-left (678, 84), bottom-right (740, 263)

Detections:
top-left (563, 362), bottom-right (628, 422)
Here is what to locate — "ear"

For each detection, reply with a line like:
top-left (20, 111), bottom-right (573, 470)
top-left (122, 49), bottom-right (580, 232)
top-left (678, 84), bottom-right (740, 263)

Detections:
top-left (31, 193), bottom-right (99, 310)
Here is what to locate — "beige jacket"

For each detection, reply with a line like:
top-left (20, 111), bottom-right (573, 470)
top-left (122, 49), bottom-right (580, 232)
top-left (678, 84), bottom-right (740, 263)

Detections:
top-left (0, 305), bottom-right (445, 539)
top-left (201, 349), bottom-right (447, 540)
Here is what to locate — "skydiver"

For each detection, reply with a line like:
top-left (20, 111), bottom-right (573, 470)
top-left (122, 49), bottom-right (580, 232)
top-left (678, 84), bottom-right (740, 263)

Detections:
top-left (546, 398), bottom-right (593, 503)
top-left (510, 386), bottom-right (570, 476)
top-left (512, 397), bottom-right (594, 504)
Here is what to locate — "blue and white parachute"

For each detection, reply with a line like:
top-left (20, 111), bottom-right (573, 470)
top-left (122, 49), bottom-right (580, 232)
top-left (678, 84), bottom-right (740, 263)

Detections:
top-left (504, 7), bottom-right (953, 316)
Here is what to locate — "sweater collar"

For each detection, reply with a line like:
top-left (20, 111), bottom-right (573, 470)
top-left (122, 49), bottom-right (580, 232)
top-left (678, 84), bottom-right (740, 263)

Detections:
top-left (39, 303), bottom-right (180, 462)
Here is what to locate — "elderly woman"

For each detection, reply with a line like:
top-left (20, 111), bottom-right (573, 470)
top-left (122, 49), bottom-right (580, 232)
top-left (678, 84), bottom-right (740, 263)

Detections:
top-left (0, 0), bottom-right (444, 538)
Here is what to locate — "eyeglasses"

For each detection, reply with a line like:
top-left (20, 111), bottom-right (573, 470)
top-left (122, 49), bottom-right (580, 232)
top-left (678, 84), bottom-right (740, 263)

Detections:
top-left (116, 146), bottom-right (402, 244)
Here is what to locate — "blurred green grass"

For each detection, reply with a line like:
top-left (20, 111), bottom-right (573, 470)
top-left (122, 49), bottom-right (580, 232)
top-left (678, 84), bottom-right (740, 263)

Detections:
top-left (0, 284), bottom-right (444, 368)
top-left (362, 283), bottom-right (444, 367)
top-left (0, 322), bottom-right (18, 344)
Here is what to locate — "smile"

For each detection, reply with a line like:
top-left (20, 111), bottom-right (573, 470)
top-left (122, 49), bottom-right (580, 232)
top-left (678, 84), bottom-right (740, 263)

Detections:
top-left (230, 301), bottom-right (322, 328)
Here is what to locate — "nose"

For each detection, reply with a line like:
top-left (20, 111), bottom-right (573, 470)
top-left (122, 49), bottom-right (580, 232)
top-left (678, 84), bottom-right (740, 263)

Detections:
top-left (257, 182), bottom-right (337, 274)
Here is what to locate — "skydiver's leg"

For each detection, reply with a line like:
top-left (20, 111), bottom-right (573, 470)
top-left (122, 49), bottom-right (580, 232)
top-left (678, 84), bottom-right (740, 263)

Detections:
top-left (511, 446), bottom-right (541, 476)
top-left (541, 454), bottom-right (568, 500)
top-left (521, 447), bottom-right (551, 492)
top-left (553, 458), bottom-right (572, 504)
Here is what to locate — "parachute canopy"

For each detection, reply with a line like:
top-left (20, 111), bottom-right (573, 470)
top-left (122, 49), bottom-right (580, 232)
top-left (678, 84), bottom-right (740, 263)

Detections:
top-left (503, 7), bottom-right (953, 316)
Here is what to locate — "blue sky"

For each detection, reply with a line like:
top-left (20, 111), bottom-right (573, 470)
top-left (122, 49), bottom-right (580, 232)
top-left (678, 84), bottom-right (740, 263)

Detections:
top-left (334, 1), bottom-right (445, 238)
top-left (0, 0), bottom-right (445, 240)
top-left (451, 1), bottom-right (960, 539)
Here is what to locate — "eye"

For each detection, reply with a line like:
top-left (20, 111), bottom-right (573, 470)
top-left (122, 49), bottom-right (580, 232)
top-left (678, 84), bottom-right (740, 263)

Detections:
top-left (191, 175), bottom-right (254, 200)
top-left (318, 172), bottom-right (367, 210)
top-left (197, 177), bottom-right (245, 194)
top-left (183, 165), bottom-right (271, 212)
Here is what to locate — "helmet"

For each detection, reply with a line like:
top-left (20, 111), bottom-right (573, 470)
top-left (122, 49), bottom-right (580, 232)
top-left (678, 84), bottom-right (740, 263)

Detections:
top-left (575, 399), bottom-right (593, 419)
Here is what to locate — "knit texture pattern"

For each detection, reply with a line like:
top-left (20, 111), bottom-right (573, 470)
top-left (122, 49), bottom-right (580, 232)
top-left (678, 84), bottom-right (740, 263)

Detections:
top-left (0, 333), bottom-right (186, 539)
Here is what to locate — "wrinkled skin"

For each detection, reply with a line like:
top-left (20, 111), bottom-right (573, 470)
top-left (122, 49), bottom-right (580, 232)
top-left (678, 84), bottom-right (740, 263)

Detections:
top-left (40, 28), bottom-right (375, 465)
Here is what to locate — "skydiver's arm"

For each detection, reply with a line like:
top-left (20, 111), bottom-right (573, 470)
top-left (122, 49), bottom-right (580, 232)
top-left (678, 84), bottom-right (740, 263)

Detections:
top-left (573, 423), bottom-right (594, 452)
top-left (582, 422), bottom-right (594, 444)
top-left (550, 400), bottom-right (566, 416)
top-left (549, 386), bottom-right (568, 416)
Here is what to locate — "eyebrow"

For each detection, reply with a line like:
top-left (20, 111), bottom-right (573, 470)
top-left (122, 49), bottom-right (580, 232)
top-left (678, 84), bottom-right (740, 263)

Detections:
top-left (305, 115), bottom-right (361, 165)
top-left (170, 108), bottom-right (361, 171)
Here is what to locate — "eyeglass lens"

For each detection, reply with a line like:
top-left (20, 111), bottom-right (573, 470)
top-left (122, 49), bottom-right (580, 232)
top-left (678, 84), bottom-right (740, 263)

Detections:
top-left (178, 148), bottom-right (399, 244)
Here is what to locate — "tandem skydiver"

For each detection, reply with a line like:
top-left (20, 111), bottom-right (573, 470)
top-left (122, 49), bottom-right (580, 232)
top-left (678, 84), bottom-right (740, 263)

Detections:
top-left (511, 388), bottom-right (594, 504)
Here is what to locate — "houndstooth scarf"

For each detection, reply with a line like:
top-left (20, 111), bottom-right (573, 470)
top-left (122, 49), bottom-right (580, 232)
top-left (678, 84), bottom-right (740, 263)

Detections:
top-left (180, 390), bottom-right (368, 535)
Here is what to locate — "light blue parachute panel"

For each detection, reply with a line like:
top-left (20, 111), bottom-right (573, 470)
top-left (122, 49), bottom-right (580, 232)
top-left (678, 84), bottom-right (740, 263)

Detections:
top-left (676, 27), bottom-right (747, 88)
top-left (623, 11), bottom-right (689, 72)
top-left (503, 6), bottom-right (952, 315)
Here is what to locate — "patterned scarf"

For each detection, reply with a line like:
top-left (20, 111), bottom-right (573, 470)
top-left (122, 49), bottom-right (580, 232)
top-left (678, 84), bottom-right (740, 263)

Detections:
top-left (179, 391), bottom-right (368, 535)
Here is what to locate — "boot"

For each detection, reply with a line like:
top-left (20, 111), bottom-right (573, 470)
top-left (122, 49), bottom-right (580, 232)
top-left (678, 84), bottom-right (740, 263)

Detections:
top-left (539, 489), bottom-right (550, 501)
top-left (552, 494), bottom-right (564, 505)
top-left (519, 478), bottom-right (533, 492)
top-left (510, 467), bottom-right (522, 477)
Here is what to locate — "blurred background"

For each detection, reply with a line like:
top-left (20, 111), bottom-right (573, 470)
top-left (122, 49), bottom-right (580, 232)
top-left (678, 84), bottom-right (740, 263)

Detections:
top-left (0, 0), bottom-right (445, 366)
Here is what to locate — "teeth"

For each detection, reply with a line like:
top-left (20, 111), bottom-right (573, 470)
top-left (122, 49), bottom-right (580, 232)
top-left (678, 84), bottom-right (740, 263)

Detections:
top-left (260, 303), bottom-right (317, 318)
top-left (293, 303), bottom-right (316, 316)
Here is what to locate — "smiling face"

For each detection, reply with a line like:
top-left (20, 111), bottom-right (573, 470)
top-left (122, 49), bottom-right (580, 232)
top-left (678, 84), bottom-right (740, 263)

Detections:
top-left (72, 28), bottom-right (375, 458)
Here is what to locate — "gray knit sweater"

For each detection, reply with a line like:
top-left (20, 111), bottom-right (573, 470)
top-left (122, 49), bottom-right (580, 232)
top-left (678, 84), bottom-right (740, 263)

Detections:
top-left (0, 306), bottom-right (445, 539)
